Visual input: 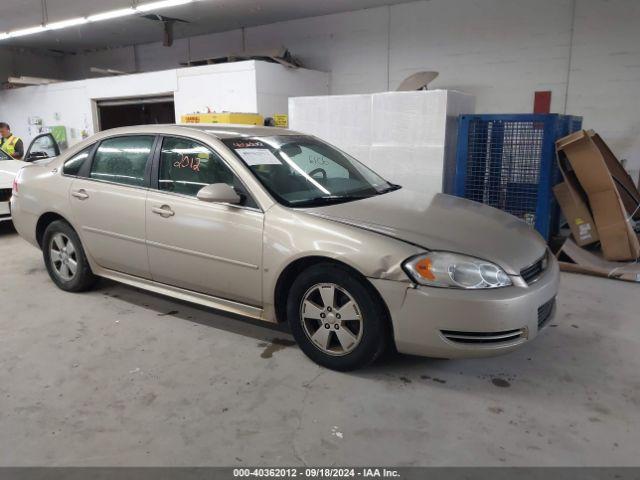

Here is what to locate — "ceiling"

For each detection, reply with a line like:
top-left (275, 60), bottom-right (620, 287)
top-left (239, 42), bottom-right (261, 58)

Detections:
top-left (1, 0), bottom-right (413, 53)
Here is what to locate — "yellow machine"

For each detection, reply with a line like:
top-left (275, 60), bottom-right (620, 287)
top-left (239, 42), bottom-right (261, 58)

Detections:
top-left (180, 112), bottom-right (264, 126)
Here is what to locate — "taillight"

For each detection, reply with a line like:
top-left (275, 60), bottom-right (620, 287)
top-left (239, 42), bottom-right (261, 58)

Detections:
top-left (13, 166), bottom-right (24, 193)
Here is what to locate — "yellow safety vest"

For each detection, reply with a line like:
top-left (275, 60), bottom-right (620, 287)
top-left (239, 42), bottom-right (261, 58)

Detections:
top-left (1, 135), bottom-right (21, 157)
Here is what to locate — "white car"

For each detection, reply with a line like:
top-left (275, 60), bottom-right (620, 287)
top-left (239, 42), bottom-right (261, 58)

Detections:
top-left (0, 149), bottom-right (22, 222)
top-left (0, 133), bottom-right (62, 223)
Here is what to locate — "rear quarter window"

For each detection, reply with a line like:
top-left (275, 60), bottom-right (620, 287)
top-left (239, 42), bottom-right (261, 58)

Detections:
top-left (63, 146), bottom-right (94, 176)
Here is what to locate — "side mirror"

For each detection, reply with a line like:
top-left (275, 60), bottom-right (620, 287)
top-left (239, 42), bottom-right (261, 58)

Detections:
top-left (26, 151), bottom-right (50, 162)
top-left (196, 183), bottom-right (242, 204)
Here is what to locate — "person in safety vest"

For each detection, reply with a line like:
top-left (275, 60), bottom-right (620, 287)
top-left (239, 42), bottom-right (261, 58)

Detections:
top-left (0, 123), bottom-right (24, 160)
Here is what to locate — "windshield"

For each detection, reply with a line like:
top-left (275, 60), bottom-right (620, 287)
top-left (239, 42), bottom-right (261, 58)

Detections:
top-left (0, 150), bottom-right (11, 160)
top-left (222, 135), bottom-right (399, 207)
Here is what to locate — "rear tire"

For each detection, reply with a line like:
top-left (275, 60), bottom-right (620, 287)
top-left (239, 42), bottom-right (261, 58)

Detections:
top-left (287, 263), bottom-right (389, 371)
top-left (43, 220), bottom-right (97, 292)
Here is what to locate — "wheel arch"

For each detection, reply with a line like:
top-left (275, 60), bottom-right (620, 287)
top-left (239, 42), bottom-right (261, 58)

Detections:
top-left (35, 212), bottom-right (72, 248)
top-left (273, 256), bottom-right (395, 343)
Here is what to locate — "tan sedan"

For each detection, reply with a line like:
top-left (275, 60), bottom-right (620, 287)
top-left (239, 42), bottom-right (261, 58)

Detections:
top-left (11, 125), bottom-right (558, 370)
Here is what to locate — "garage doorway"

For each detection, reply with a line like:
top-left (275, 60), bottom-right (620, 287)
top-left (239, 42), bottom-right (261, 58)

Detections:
top-left (97, 96), bottom-right (176, 131)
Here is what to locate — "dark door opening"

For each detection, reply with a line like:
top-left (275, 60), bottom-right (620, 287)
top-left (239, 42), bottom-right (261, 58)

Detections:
top-left (97, 97), bottom-right (176, 131)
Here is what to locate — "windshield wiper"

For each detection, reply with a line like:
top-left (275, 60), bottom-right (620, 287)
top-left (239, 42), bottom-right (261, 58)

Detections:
top-left (376, 183), bottom-right (401, 194)
top-left (293, 195), bottom-right (372, 207)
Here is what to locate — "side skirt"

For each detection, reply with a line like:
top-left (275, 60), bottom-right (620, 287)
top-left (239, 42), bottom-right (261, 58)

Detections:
top-left (96, 267), bottom-right (269, 322)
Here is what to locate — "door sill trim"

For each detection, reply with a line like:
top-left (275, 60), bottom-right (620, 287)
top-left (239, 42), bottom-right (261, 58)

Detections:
top-left (96, 267), bottom-right (268, 322)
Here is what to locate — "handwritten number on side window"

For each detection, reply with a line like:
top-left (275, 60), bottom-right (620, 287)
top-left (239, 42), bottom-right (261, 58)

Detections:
top-left (173, 155), bottom-right (201, 172)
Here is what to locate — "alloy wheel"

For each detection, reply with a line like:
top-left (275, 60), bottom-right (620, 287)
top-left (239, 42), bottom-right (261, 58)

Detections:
top-left (300, 283), bottom-right (363, 356)
top-left (50, 233), bottom-right (78, 281)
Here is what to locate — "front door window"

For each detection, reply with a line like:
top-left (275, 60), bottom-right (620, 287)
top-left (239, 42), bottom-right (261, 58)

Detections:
top-left (158, 136), bottom-right (256, 208)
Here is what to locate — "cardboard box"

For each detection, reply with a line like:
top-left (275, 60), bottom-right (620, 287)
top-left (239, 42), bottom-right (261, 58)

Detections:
top-left (556, 130), bottom-right (640, 261)
top-left (588, 131), bottom-right (640, 221)
top-left (555, 151), bottom-right (599, 246)
top-left (553, 181), bottom-right (599, 246)
top-left (557, 238), bottom-right (640, 283)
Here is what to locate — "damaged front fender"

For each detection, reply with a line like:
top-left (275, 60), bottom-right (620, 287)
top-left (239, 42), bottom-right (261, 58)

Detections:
top-left (260, 206), bottom-right (424, 321)
top-left (368, 253), bottom-right (411, 282)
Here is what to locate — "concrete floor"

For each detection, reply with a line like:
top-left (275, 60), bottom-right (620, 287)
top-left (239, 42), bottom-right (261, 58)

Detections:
top-left (1, 221), bottom-right (639, 467)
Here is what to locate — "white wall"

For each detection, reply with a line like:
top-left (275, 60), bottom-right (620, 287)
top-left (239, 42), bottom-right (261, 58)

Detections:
top-left (567, 0), bottom-right (640, 175)
top-left (255, 61), bottom-right (331, 119)
top-left (0, 61), bottom-right (329, 149)
top-left (188, 30), bottom-right (244, 62)
top-left (247, 7), bottom-right (390, 95)
top-left (4, 0), bottom-right (640, 179)
top-left (264, 0), bottom-right (640, 178)
top-left (389, 1), bottom-right (574, 114)
top-left (61, 46), bottom-right (137, 79)
top-left (135, 39), bottom-right (190, 73)
top-left (173, 62), bottom-right (258, 119)
top-left (0, 80), bottom-right (92, 145)
top-left (0, 48), bottom-right (13, 84)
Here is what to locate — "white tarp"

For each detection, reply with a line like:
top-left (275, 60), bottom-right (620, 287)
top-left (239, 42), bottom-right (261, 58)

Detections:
top-left (289, 90), bottom-right (475, 197)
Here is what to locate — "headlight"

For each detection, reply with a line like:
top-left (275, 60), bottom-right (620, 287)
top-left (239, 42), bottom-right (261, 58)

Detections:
top-left (403, 252), bottom-right (512, 289)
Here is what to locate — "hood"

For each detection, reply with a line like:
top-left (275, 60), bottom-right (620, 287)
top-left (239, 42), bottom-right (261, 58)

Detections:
top-left (304, 190), bottom-right (547, 275)
top-left (0, 160), bottom-right (25, 189)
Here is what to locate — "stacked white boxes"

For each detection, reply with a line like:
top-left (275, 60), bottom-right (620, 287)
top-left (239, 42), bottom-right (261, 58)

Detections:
top-left (289, 90), bottom-right (475, 196)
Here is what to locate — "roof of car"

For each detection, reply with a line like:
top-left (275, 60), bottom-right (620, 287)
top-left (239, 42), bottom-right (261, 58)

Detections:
top-left (92, 123), bottom-right (304, 140)
top-left (176, 124), bottom-right (302, 139)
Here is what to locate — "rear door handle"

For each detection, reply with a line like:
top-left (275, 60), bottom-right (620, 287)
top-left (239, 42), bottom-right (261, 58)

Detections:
top-left (151, 205), bottom-right (175, 218)
top-left (71, 189), bottom-right (89, 200)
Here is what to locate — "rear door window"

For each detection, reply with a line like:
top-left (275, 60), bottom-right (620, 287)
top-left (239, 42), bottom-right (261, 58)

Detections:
top-left (90, 136), bottom-right (155, 187)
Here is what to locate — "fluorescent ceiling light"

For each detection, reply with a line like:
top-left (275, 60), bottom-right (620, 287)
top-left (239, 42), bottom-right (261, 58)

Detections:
top-left (136, 0), bottom-right (194, 12)
top-left (0, 0), bottom-right (202, 40)
top-left (87, 8), bottom-right (136, 22)
top-left (47, 17), bottom-right (88, 30)
top-left (8, 25), bottom-right (49, 38)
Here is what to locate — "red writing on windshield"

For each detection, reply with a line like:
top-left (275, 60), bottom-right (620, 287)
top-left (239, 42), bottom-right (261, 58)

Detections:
top-left (233, 141), bottom-right (264, 148)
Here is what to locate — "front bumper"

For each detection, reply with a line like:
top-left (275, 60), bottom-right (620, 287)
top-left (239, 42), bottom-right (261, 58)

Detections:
top-left (371, 255), bottom-right (560, 358)
top-left (0, 200), bottom-right (11, 222)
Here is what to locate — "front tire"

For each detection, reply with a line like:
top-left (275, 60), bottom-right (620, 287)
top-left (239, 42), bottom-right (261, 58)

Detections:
top-left (43, 220), bottom-right (97, 292)
top-left (287, 263), bottom-right (389, 371)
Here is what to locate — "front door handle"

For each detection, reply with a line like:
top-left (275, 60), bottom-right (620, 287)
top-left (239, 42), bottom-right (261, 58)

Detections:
top-left (151, 205), bottom-right (175, 218)
top-left (71, 189), bottom-right (89, 200)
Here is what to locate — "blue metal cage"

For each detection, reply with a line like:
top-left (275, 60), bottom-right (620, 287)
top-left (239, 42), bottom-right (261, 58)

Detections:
top-left (454, 114), bottom-right (582, 240)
